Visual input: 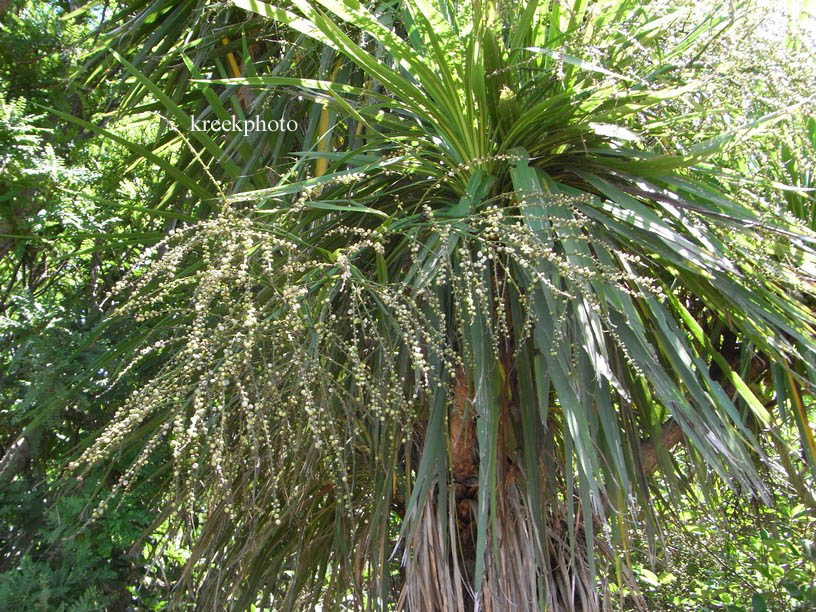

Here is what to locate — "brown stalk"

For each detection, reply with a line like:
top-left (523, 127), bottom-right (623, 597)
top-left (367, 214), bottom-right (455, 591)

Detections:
top-left (639, 419), bottom-right (684, 476)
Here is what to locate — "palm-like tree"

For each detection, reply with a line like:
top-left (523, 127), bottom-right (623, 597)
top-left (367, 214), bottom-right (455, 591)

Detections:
top-left (66, 0), bottom-right (816, 609)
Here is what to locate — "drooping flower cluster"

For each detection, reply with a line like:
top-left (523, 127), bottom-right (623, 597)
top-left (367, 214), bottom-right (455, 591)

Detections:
top-left (70, 174), bottom-right (685, 525)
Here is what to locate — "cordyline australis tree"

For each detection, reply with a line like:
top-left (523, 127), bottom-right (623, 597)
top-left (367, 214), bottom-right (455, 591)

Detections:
top-left (64, 0), bottom-right (816, 609)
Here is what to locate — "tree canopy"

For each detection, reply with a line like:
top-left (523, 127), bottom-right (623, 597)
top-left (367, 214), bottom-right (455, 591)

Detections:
top-left (1, 0), bottom-right (815, 610)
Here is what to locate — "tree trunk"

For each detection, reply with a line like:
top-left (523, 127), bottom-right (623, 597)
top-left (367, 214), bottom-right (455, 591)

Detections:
top-left (400, 366), bottom-right (614, 611)
top-left (0, 435), bottom-right (32, 486)
top-left (639, 419), bottom-right (684, 476)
